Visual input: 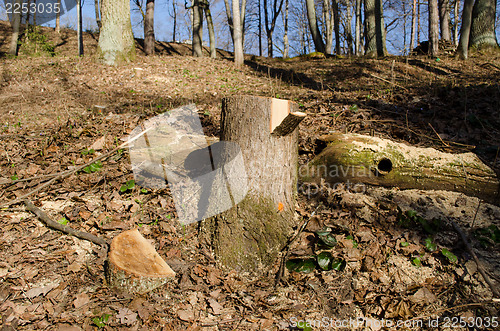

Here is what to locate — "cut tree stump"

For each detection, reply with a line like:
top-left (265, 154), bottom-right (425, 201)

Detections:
top-left (200, 95), bottom-right (306, 272)
top-left (302, 133), bottom-right (499, 204)
top-left (106, 229), bottom-right (175, 295)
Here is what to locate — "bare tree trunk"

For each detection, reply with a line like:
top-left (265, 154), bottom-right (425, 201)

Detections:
top-left (438, 0), bottom-right (451, 40)
top-left (77, 0), bottom-right (84, 56)
top-left (457, 0), bottom-right (475, 59)
top-left (259, 0), bottom-right (262, 56)
top-left (305, 0), bottom-right (325, 52)
top-left (232, 0), bottom-right (244, 65)
top-left (333, 0), bottom-right (341, 54)
top-left (355, 0), bottom-right (362, 55)
top-left (323, 0), bottom-right (333, 54)
top-left (429, 0), bottom-right (440, 56)
top-left (144, 0), bottom-right (155, 55)
top-left (469, 0), bottom-right (499, 49)
top-left (453, 0), bottom-right (459, 45)
top-left (98, 0), bottom-right (136, 65)
top-left (192, 0), bottom-right (204, 57)
top-left (364, 0), bottom-right (386, 57)
top-left (264, 0), bottom-right (285, 58)
top-left (9, 0), bottom-right (22, 56)
top-left (56, 0), bottom-right (61, 33)
top-left (172, 0), bottom-right (177, 42)
top-left (283, 0), bottom-right (289, 58)
top-left (345, 0), bottom-right (353, 55)
top-left (417, 0), bottom-right (421, 44)
top-left (95, 0), bottom-right (102, 32)
top-left (410, 0), bottom-right (417, 50)
top-left (203, 0), bottom-right (216, 58)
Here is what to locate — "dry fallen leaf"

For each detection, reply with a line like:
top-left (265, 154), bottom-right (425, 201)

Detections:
top-left (73, 293), bottom-right (90, 309)
top-left (177, 309), bottom-right (194, 322)
top-left (116, 307), bottom-right (137, 326)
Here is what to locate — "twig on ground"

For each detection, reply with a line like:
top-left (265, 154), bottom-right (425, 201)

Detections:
top-left (368, 73), bottom-right (409, 91)
top-left (0, 127), bottom-right (152, 208)
top-left (24, 199), bottom-right (107, 247)
top-left (274, 203), bottom-right (323, 287)
top-left (449, 217), bottom-right (500, 298)
top-left (428, 123), bottom-right (450, 147)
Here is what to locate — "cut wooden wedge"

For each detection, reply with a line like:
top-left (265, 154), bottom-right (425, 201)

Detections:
top-left (107, 229), bottom-right (175, 295)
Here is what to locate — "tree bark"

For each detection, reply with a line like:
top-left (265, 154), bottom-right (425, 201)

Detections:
top-left (410, 0), bottom-right (417, 51)
top-left (232, 0), bottom-right (244, 65)
top-left (469, 0), bottom-right (499, 49)
top-left (9, 0), bottom-right (22, 56)
top-left (322, 0), bottom-right (333, 54)
top-left (364, 0), bottom-right (386, 57)
top-left (453, 0), bottom-right (459, 45)
top-left (438, 0), bottom-right (451, 40)
top-left (95, 0), bottom-right (101, 32)
top-left (457, 0), bottom-right (475, 59)
top-left (144, 0), bottom-right (155, 55)
top-left (77, 0), bottom-right (84, 56)
top-left (172, 0), bottom-right (177, 42)
top-left (428, 0), bottom-right (440, 56)
top-left (203, 0), bottom-right (217, 58)
top-left (305, 0), bottom-right (326, 53)
top-left (303, 134), bottom-right (499, 204)
top-left (98, 0), bottom-right (136, 65)
top-left (200, 96), bottom-right (305, 272)
top-left (283, 0), bottom-right (289, 58)
top-left (192, 0), bottom-right (204, 57)
top-left (355, 0), bottom-right (362, 55)
top-left (333, 0), bottom-right (341, 54)
top-left (345, 0), bottom-right (354, 55)
top-left (56, 0), bottom-right (61, 33)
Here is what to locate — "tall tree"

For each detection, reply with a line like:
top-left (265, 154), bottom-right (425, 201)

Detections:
top-left (364, 0), bottom-right (387, 57)
top-left (305, 0), bottom-right (326, 53)
top-left (95, 0), bottom-right (102, 32)
top-left (191, 0), bottom-right (204, 56)
top-left (264, 0), bottom-right (285, 57)
top-left (438, 0), bottom-right (451, 40)
top-left (98, 0), bottom-right (136, 65)
top-left (144, 0), bottom-right (155, 55)
top-left (333, 0), bottom-right (341, 54)
top-left (56, 0), bottom-right (61, 33)
top-left (410, 0), bottom-right (417, 50)
top-left (322, 0), bottom-right (334, 54)
top-left (202, 0), bottom-right (217, 58)
top-left (453, 0), bottom-right (459, 44)
top-left (77, 0), bottom-right (84, 56)
top-left (355, 0), bottom-right (362, 54)
top-left (469, 0), bottom-right (499, 49)
top-left (457, 0), bottom-right (474, 58)
top-left (9, 0), bottom-right (22, 56)
top-left (429, 0), bottom-right (439, 56)
top-left (283, 0), bottom-right (289, 58)
top-left (170, 0), bottom-right (177, 42)
top-left (224, 0), bottom-right (246, 65)
top-left (345, 0), bottom-right (354, 55)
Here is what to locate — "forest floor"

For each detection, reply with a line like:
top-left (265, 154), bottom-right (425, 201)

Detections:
top-left (0, 20), bottom-right (500, 330)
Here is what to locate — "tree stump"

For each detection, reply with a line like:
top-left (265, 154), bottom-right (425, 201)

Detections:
top-left (302, 133), bottom-right (499, 204)
top-left (200, 95), bottom-right (306, 272)
top-left (106, 229), bottom-right (175, 295)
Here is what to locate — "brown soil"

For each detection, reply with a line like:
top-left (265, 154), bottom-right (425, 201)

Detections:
top-left (1, 20), bottom-right (499, 330)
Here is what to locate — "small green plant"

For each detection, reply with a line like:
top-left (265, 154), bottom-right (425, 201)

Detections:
top-left (349, 104), bottom-right (359, 112)
top-left (120, 180), bottom-right (135, 193)
top-left (58, 217), bottom-right (69, 225)
top-left (92, 314), bottom-right (111, 328)
top-left (412, 256), bottom-right (422, 267)
top-left (20, 26), bottom-right (55, 56)
top-left (82, 161), bottom-right (103, 173)
top-left (81, 148), bottom-right (95, 156)
top-left (397, 208), bottom-right (441, 234)
top-left (346, 235), bottom-right (358, 248)
top-left (475, 225), bottom-right (500, 248)
top-left (10, 174), bottom-right (18, 181)
top-left (400, 241), bottom-right (410, 247)
top-left (441, 248), bottom-right (457, 263)
top-left (424, 237), bottom-right (437, 252)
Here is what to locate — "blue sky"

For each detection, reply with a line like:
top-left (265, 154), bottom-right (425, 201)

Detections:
top-left (1, 0), bottom-right (499, 57)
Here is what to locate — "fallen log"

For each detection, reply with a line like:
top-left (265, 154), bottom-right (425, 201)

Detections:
top-left (301, 133), bottom-right (499, 204)
top-left (106, 229), bottom-right (175, 295)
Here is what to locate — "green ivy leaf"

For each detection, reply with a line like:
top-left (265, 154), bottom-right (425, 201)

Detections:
top-left (126, 180), bottom-right (135, 189)
top-left (296, 259), bottom-right (316, 273)
top-left (400, 241), bottom-right (410, 247)
top-left (424, 238), bottom-right (437, 252)
top-left (286, 259), bottom-right (301, 272)
top-left (58, 217), bottom-right (69, 225)
top-left (120, 185), bottom-right (128, 193)
top-left (331, 258), bottom-right (346, 271)
top-left (318, 233), bottom-right (337, 247)
top-left (317, 252), bottom-right (332, 270)
top-left (412, 257), bottom-right (422, 267)
top-left (441, 249), bottom-right (457, 263)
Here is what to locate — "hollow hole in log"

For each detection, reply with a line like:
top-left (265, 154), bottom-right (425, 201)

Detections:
top-left (377, 158), bottom-right (393, 173)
